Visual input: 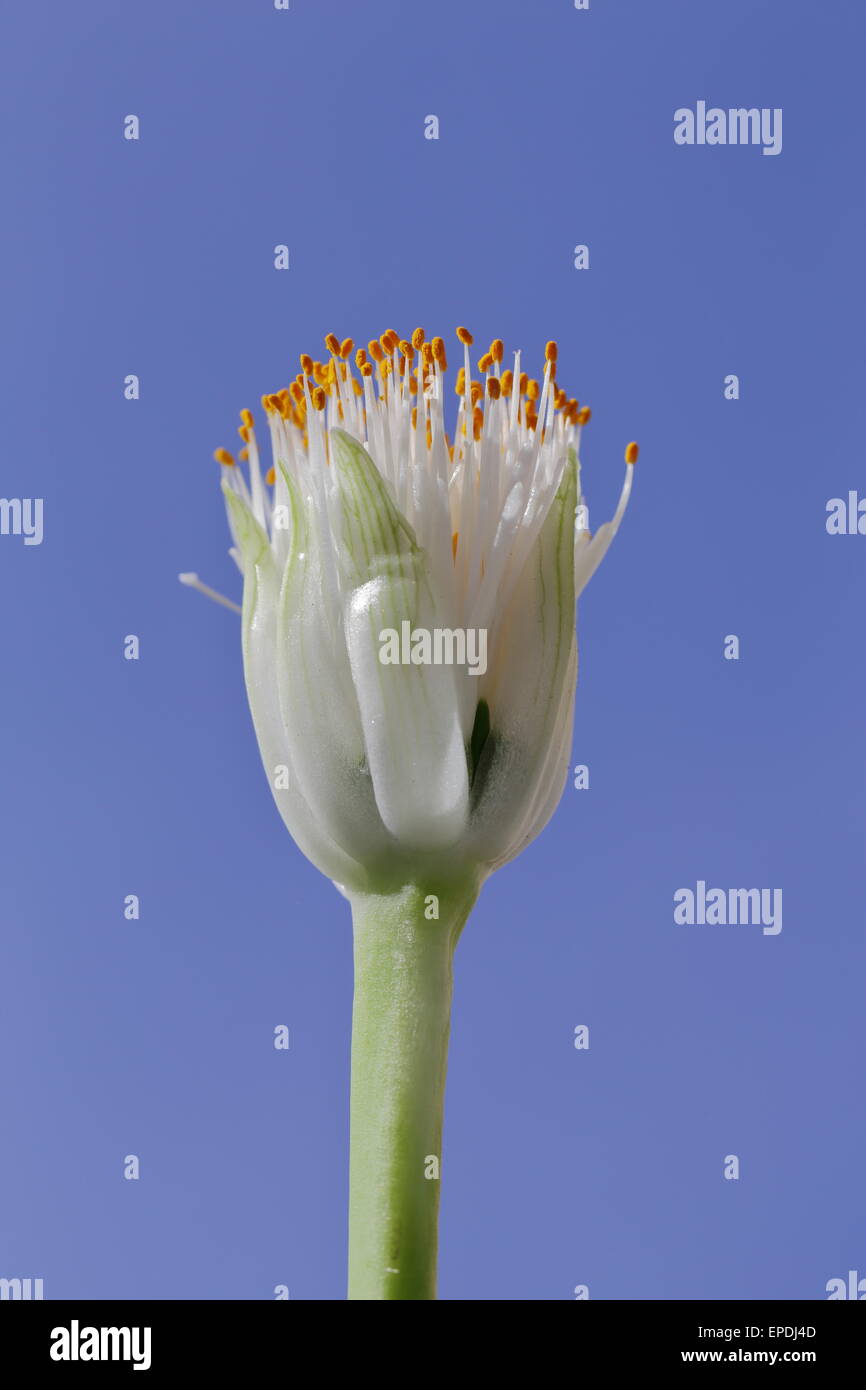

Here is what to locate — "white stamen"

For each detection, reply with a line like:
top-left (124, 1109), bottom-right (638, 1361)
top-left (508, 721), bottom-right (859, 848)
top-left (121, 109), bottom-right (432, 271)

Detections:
top-left (203, 334), bottom-right (634, 634)
top-left (178, 572), bottom-right (242, 614)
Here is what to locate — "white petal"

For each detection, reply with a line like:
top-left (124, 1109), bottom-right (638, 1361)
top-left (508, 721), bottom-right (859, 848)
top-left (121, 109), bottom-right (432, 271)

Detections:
top-left (466, 451), bottom-right (578, 863)
top-left (223, 485), bottom-right (370, 889)
top-left (273, 469), bottom-right (394, 872)
top-left (493, 640), bottom-right (577, 867)
top-left (345, 569), bottom-right (469, 851)
top-left (331, 428), bottom-right (469, 850)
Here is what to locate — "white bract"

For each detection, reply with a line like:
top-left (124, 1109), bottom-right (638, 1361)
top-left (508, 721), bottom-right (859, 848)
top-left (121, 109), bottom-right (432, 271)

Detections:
top-left (183, 329), bottom-right (636, 893)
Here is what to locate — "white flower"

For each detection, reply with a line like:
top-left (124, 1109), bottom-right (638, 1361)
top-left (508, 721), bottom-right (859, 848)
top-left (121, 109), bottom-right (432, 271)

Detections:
top-left (182, 328), bottom-right (636, 893)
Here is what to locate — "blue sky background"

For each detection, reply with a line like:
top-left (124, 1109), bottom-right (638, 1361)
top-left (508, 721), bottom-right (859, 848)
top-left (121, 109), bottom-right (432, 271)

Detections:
top-left (1, 0), bottom-right (863, 1300)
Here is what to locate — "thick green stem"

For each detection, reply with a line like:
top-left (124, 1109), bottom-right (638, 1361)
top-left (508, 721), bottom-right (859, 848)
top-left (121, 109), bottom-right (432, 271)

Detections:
top-left (347, 876), bottom-right (480, 1300)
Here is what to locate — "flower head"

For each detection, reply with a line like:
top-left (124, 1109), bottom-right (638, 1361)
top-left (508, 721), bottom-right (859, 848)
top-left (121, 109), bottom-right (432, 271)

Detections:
top-left (183, 328), bottom-right (636, 893)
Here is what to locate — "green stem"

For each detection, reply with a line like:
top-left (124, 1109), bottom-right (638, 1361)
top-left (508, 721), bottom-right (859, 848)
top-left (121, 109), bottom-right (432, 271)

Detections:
top-left (346, 876), bottom-right (480, 1300)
